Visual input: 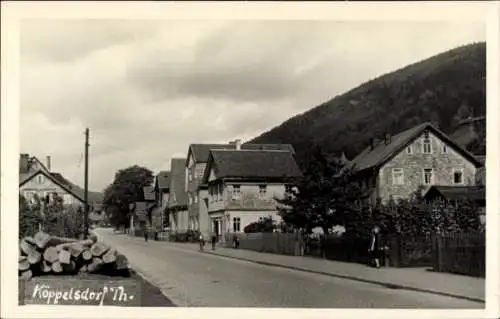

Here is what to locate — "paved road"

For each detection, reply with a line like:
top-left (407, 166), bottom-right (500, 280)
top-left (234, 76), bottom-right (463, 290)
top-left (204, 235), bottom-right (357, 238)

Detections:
top-left (95, 228), bottom-right (482, 308)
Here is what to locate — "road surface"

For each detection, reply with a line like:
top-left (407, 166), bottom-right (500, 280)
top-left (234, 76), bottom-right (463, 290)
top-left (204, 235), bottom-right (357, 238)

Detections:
top-left (94, 228), bottom-right (482, 308)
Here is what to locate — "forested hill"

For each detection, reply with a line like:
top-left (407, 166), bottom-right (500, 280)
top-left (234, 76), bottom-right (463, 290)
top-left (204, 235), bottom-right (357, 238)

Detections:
top-left (248, 42), bottom-right (486, 166)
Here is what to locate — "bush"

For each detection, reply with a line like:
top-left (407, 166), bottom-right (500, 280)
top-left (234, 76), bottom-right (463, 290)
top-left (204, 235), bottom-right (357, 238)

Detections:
top-left (19, 195), bottom-right (42, 239)
top-left (244, 216), bottom-right (276, 233)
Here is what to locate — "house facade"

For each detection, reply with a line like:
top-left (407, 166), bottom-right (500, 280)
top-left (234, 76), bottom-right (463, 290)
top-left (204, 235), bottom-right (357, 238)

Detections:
top-left (19, 154), bottom-right (85, 207)
top-left (168, 158), bottom-right (189, 233)
top-left (351, 122), bottom-right (483, 204)
top-left (151, 171), bottom-right (170, 232)
top-left (185, 141), bottom-right (296, 238)
top-left (201, 148), bottom-right (302, 242)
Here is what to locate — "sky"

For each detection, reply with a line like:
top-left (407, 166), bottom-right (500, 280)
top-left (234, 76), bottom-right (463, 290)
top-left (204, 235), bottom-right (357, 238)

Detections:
top-left (19, 19), bottom-right (485, 192)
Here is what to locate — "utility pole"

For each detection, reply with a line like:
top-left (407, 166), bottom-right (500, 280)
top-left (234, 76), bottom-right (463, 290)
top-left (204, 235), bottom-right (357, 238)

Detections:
top-left (84, 128), bottom-right (90, 239)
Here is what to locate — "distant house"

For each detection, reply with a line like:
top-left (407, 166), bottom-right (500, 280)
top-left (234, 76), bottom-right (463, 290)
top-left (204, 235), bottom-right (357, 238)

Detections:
top-left (185, 140), bottom-right (296, 238)
top-left (129, 186), bottom-right (156, 235)
top-left (350, 122), bottom-right (483, 204)
top-left (201, 147), bottom-right (302, 241)
top-left (151, 171), bottom-right (170, 232)
top-left (168, 158), bottom-right (189, 233)
top-left (19, 154), bottom-right (86, 208)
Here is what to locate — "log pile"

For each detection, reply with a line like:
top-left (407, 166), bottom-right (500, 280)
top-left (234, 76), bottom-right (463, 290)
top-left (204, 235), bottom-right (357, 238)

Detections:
top-left (18, 232), bottom-right (129, 280)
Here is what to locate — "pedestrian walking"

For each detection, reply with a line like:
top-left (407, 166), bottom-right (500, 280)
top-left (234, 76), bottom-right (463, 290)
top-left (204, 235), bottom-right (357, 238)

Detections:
top-left (368, 225), bottom-right (383, 268)
top-left (199, 234), bottom-right (205, 251)
top-left (233, 234), bottom-right (240, 249)
top-left (211, 234), bottom-right (217, 250)
top-left (144, 226), bottom-right (149, 242)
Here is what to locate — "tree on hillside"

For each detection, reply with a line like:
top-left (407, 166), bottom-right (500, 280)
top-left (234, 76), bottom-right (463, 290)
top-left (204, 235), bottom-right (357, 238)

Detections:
top-left (276, 146), bottom-right (362, 235)
top-left (103, 165), bottom-right (154, 231)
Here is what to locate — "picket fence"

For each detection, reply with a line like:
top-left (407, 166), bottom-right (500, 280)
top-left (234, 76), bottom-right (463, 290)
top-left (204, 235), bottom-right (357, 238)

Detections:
top-left (224, 232), bottom-right (305, 256)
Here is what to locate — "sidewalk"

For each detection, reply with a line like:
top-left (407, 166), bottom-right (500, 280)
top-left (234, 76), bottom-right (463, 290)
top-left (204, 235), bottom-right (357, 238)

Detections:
top-left (167, 241), bottom-right (485, 303)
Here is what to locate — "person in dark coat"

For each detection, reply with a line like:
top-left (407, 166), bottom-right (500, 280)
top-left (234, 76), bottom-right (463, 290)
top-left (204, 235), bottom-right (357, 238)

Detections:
top-left (144, 226), bottom-right (149, 242)
top-left (368, 226), bottom-right (383, 268)
top-left (233, 234), bottom-right (240, 249)
top-left (211, 234), bottom-right (217, 250)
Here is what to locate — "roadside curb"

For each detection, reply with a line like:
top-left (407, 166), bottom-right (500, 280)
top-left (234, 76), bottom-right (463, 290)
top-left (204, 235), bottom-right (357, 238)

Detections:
top-left (203, 250), bottom-right (485, 304)
top-left (129, 267), bottom-right (178, 307)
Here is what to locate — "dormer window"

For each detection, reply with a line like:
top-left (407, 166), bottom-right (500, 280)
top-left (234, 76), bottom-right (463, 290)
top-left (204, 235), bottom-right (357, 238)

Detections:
top-left (422, 138), bottom-right (432, 154)
top-left (406, 146), bottom-right (412, 154)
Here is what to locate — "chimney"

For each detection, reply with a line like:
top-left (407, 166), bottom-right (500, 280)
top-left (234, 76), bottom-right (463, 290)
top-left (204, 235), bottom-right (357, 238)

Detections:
top-left (384, 132), bottom-right (391, 145)
top-left (46, 156), bottom-right (51, 172)
top-left (370, 138), bottom-right (376, 150)
top-left (20, 154), bottom-right (29, 173)
top-left (234, 139), bottom-right (241, 150)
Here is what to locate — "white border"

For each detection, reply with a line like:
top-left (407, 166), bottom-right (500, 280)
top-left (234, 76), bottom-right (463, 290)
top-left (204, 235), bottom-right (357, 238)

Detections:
top-left (2, 1), bottom-right (499, 319)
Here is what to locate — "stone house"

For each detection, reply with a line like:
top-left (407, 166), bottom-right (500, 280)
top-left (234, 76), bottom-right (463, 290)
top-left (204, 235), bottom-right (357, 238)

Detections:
top-left (185, 141), bottom-right (296, 238)
top-left (350, 122), bottom-right (483, 204)
top-left (168, 158), bottom-right (189, 233)
top-left (201, 148), bottom-right (302, 242)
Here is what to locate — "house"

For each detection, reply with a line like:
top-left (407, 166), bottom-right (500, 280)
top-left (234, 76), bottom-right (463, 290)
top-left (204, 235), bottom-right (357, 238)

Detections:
top-left (168, 158), bottom-right (189, 233)
top-left (201, 147), bottom-right (302, 242)
top-left (185, 140), bottom-right (295, 238)
top-left (151, 171), bottom-right (170, 232)
top-left (129, 186), bottom-right (156, 235)
top-left (19, 154), bottom-right (86, 208)
top-left (350, 122), bottom-right (483, 204)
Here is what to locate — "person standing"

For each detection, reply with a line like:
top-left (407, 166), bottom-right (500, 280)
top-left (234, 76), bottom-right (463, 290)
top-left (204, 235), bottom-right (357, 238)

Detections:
top-left (199, 233), bottom-right (205, 251)
top-left (144, 225), bottom-right (149, 242)
top-left (368, 225), bottom-right (383, 268)
top-left (211, 233), bottom-right (217, 250)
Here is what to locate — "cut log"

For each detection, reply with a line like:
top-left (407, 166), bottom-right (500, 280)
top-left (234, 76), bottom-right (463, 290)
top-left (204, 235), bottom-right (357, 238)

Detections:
top-left (115, 253), bottom-right (129, 270)
top-left (20, 269), bottom-right (32, 280)
top-left (20, 239), bottom-right (36, 256)
top-left (43, 247), bottom-right (59, 263)
top-left (78, 264), bottom-right (88, 273)
top-left (19, 259), bottom-right (30, 271)
top-left (19, 255), bottom-right (27, 262)
top-left (81, 249), bottom-right (92, 261)
top-left (58, 249), bottom-right (71, 265)
top-left (55, 239), bottom-right (93, 256)
top-left (46, 236), bottom-right (79, 247)
top-left (89, 233), bottom-right (98, 243)
top-left (69, 244), bottom-right (85, 258)
top-left (102, 249), bottom-right (117, 264)
top-left (25, 236), bottom-right (36, 245)
top-left (34, 231), bottom-right (51, 249)
top-left (41, 260), bottom-right (51, 273)
top-left (90, 242), bottom-right (108, 257)
top-left (27, 250), bottom-right (42, 264)
top-left (87, 257), bottom-right (104, 273)
top-left (51, 261), bottom-right (63, 273)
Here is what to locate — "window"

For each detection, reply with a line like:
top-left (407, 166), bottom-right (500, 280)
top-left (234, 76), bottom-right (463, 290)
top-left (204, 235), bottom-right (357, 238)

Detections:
top-left (392, 168), bottom-right (404, 185)
top-left (188, 193), bottom-right (192, 205)
top-left (285, 185), bottom-right (293, 199)
top-left (194, 194), bottom-right (198, 203)
top-left (232, 185), bottom-right (241, 198)
top-left (442, 145), bottom-right (447, 153)
top-left (259, 185), bottom-right (267, 197)
top-left (422, 138), bottom-right (432, 154)
top-left (423, 168), bottom-right (433, 185)
top-left (38, 175), bottom-right (44, 184)
top-left (406, 146), bottom-right (412, 154)
top-left (453, 169), bottom-right (464, 185)
top-left (233, 217), bottom-right (241, 232)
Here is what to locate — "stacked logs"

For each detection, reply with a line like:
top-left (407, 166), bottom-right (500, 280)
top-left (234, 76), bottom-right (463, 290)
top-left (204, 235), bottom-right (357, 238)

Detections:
top-left (19, 232), bottom-right (129, 280)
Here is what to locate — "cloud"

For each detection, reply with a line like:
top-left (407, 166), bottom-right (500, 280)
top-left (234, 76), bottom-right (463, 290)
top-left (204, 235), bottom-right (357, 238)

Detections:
top-left (19, 19), bottom-right (485, 191)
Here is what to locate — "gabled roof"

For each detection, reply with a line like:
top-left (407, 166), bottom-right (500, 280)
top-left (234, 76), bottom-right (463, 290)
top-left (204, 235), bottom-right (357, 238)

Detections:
top-left (186, 143), bottom-right (295, 166)
top-left (143, 186), bottom-right (155, 201)
top-left (168, 158), bottom-right (187, 207)
top-left (424, 186), bottom-right (485, 202)
top-left (155, 171), bottom-right (170, 190)
top-left (351, 122), bottom-right (483, 173)
top-left (203, 149), bottom-right (302, 182)
top-left (19, 169), bottom-right (85, 204)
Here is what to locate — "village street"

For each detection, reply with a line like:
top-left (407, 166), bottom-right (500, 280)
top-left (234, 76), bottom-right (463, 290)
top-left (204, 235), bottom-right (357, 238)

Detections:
top-left (94, 228), bottom-right (482, 308)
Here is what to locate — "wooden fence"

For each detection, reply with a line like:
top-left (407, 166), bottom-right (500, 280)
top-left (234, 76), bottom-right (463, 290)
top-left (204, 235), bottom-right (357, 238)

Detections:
top-left (387, 235), bottom-right (433, 268)
top-left (224, 232), bottom-right (305, 256)
top-left (432, 231), bottom-right (485, 278)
